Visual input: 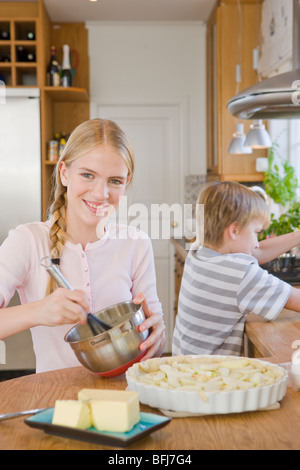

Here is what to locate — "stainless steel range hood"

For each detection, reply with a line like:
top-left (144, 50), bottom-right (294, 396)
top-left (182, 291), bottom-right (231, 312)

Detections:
top-left (227, 0), bottom-right (300, 120)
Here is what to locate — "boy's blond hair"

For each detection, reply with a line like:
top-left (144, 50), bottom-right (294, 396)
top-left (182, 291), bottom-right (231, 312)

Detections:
top-left (196, 181), bottom-right (270, 248)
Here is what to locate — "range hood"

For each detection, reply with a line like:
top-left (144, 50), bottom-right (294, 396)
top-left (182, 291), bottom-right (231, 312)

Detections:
top-left (227, 0), bottom-right (300, 120)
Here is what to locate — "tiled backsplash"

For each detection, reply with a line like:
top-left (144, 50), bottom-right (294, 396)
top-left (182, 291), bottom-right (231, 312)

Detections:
top-left (184, 175), bottom-right (207, 213)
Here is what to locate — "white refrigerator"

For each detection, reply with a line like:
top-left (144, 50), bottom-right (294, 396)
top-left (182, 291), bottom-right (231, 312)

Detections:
top-left (0, 87), bottom-right (41, 373)
top-left (0, 87), bottom-right (41, 242)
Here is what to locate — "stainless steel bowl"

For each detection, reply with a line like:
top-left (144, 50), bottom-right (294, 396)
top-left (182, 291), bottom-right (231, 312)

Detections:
top-left (64, 301), bottom-right (149, 377)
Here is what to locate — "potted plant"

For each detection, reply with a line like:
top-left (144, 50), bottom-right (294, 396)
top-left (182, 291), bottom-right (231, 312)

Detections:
top-left (261, 140), bottom-right (299, 237)
top-left (263, 140), bottom-right (298, 207)
top-left (260, 140), bottom-right (300, 271)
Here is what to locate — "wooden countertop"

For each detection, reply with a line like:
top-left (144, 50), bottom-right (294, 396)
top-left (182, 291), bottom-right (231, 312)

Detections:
top-left (0, 366), bottom-right (300, 450)
top-left (245, 309), bottom-right (300, 364)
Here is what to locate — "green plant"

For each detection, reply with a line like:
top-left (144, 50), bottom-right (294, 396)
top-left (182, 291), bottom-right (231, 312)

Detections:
top-left (261, 201), bottom-right (300, 239)
top-left (260, 138), bottom-right (300, 240)
top-left (264, 141), bottom-right (298, 205)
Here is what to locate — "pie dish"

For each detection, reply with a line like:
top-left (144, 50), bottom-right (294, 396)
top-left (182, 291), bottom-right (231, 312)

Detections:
top-left (126, 355), bottom-right (288, 415)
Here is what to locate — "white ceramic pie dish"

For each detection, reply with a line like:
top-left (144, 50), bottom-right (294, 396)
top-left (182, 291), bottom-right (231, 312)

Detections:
top-left (126, 355), bottom-right (288, 415)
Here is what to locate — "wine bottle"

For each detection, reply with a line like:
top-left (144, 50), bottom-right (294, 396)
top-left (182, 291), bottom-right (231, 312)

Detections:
top-left (16, 46), bottom-right (27, 62)
top-left (26, 31), bottom-right (35, 40)
top-left (46, 46), bottom-right (60, 87)
top-left (0, 54), bottom-right (11, 63)
top-left (60, 45), bottom-right (73, 87)
top-left (0, 29), bottom-right (10, 40)
top-left (27, 51), bottom-right (36, 62)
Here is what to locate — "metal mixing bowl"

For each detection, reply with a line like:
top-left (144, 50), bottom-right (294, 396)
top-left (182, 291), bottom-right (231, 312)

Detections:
top-left (64, 301), bottom-right (149, 377)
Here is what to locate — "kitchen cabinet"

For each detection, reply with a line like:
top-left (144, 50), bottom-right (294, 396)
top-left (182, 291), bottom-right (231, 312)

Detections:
top-left (40, 18), bottom-right (90, 219)
top-left (171, 239), bottom-right (187, 319)
top-left (0, 0), bottom-right (90, 220)
top-left (258, 0), bottom-right (293, 78)
top-left (206, 0), bottom-right (268, 182)
top-left (0, 5), bottom-right (39, 86)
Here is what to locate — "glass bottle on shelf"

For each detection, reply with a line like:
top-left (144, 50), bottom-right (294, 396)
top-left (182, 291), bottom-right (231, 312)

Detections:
top-left (60, 44), bottom-right (73, 87)
top-left (16, 46), bottom-right (27, 62)
top-left (26, 31), bottom-right (35, 40)
top-left (0, 54), bottom-right (11, 63)
top-left (16, 46), bottom-right (36, 63)
top-left (0, 28), bottom-right (10, 40)
top-left (46, 46), bottom-right (60, 87)
top-left (27, 51), bottom-right (36, 62)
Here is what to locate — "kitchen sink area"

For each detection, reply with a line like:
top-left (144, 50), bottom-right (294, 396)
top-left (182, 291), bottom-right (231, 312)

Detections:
top-left (261, 255), bottom-right (300, 285)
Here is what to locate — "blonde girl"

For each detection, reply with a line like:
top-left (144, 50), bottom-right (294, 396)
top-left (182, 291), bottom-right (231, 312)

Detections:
top-left (0, 118), bottom-right (165, 373)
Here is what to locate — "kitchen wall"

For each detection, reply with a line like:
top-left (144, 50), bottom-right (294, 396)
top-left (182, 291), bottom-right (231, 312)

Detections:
top-left (87, 21), bottom-right (207, 181)
top-left (87, 22), bottom-right (207, 351)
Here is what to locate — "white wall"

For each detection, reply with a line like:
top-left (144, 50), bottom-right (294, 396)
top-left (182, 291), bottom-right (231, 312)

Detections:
top-left (86, 21), bottom-right (207, 175)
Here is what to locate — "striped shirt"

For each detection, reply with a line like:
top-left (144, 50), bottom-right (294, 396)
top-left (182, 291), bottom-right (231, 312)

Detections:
top-left (172, 247), bottom-right (292, 357)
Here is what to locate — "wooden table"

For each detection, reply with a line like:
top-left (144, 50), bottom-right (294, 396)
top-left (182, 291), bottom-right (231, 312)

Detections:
top-left (0, 366), bottom-right (300, 450)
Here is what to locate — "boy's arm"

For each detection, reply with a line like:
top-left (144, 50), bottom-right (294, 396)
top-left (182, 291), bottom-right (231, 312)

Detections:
top-left (284, 286), bottom-right (300, 312)
top-left (254, 231), bottom-right (300, 265)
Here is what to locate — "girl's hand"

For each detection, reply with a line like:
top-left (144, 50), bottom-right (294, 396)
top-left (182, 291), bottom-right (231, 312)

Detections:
top-left (133, 293), bottom-right (166, 360)
top-left (33, 288), bottom-right (89, 327)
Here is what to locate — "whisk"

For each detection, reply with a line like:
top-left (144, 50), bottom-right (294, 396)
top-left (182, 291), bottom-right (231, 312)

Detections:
top-left (40, 257), bottom-right (111, 335)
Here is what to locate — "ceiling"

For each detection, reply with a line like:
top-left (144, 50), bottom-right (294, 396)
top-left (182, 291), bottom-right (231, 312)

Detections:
top-left (11, 0), bottom-right (217, 23)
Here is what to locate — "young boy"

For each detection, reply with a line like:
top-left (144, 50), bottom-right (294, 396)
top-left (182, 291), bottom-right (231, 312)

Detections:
top-left (172, 181), bottom-right (300, 357)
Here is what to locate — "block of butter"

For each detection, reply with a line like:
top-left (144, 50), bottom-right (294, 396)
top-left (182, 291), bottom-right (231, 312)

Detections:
top-left (78, 389), bottom-right (140, 433)
top-left (52, 400), bottom-right (91, 430)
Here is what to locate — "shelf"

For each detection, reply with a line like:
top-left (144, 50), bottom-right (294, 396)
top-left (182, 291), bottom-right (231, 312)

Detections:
top-left (0, 18), bottom-right (37, 86)
top-left (0, 6), bottom-right (91, 220)
top-left (15, 62), bottom-right (37, 67)
top-left (14, 40), bottom-right (37, 46)
top-left (43, 86), bottom-right (89, 102)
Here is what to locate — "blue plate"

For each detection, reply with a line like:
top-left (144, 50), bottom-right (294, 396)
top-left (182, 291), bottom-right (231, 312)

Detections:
top-left (25, 408), bottom-right (171, 447)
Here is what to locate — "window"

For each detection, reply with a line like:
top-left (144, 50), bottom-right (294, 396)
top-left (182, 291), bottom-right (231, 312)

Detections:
top-left (268, 119), bottom-right (300, 198)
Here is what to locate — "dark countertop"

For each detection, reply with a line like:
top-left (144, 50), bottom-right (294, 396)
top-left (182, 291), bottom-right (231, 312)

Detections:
top-left (171, 238), bottom-right (300, 285)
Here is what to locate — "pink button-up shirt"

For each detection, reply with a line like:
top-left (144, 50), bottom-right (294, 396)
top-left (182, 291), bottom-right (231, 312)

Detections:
top-left (0, 221), bottom-right (162, 373)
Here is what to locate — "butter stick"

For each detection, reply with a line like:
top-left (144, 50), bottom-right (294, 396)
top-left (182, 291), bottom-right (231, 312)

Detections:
top-left (78, 389), bottom-right (140, 433)
top-left (52, 400), bottom-right (91, 430)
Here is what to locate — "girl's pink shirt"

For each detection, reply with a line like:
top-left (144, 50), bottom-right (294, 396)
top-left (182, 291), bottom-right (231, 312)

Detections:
top-left (0, 221), bottom-right (162, 373)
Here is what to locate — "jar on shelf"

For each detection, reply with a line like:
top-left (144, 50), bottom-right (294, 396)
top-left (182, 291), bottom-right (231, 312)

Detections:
top-left (47, 140), bottom-right (58, 162)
